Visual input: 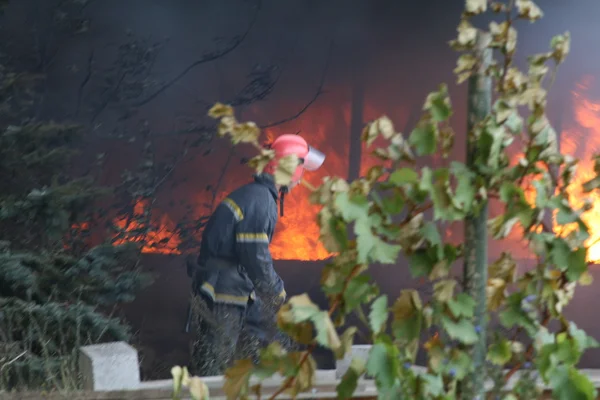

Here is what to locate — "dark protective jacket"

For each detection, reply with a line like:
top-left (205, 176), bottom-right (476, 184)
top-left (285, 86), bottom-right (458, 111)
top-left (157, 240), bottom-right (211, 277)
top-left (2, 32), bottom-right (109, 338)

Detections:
top-left (192, 174), bottom-right (286, 307)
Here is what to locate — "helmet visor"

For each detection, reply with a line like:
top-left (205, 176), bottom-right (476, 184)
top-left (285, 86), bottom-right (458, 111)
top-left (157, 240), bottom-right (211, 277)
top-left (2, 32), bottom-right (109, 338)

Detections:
top-left (303, 146), bottom-right (325, 171)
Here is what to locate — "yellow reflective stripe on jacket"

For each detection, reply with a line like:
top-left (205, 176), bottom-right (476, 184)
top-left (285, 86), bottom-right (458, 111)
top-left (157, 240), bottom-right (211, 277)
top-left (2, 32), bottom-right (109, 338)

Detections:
top-left (236, 232), bottom-right (269, 243)
top-left (222, 198), bottom-right (244, 221)
top-left (200, 282), bottom-right (216, 299)
top-left (200, 282), bottom-right (250, 305)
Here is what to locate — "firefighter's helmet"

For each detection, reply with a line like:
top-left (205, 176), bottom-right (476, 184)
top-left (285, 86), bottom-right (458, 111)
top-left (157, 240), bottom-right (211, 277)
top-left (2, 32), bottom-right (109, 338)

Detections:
top-left (264, 134), bottom-right (325, 187)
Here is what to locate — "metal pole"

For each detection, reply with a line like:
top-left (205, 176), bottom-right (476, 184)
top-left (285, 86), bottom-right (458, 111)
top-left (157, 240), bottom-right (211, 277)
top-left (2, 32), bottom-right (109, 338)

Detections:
top-left (462, 30), bottom-right (492, 400)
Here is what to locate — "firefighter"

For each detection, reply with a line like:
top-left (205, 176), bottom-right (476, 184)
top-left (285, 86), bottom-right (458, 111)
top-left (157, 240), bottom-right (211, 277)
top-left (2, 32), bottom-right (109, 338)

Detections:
top-left (188, 134), bottom-right (326, 376)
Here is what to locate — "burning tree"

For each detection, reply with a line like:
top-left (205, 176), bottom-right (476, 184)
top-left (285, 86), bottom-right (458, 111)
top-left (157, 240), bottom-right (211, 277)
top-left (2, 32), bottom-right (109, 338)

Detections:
top-left (178, 1), bottom-right (600, 400)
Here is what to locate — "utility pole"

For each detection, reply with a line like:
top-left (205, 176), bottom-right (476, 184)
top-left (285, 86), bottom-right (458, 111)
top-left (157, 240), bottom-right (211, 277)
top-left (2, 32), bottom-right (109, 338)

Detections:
top-left (462, 31), bottom-right (492, 400)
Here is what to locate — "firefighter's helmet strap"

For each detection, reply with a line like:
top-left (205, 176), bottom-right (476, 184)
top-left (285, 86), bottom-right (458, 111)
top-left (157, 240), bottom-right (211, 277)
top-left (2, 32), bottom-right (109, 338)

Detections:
top-left (279, 186), bottom-right (289, 217)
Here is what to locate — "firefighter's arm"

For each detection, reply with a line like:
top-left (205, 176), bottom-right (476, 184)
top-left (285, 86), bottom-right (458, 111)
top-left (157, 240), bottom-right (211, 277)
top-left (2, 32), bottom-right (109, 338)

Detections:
top-left (235, 207), bottom-right (286, 302)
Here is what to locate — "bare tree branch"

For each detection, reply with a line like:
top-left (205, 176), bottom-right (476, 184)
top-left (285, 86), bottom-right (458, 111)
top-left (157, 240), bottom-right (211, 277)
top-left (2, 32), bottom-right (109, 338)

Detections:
top-left (130, 0), bottom-right (262, 108)
top-left (75, 48), bottom-right (94, 117)
top-left (146, 39), bottom-right (334, 138)
top-left (259, 39), bottom-right (333, 129)
top-left (90, 70), bottom-right (127, 123)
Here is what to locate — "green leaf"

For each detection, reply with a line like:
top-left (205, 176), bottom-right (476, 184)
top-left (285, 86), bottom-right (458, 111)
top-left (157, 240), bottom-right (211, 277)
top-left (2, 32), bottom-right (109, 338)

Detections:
top-left (533, 179), bottom-right (549, 208)
top-left (478, 121), bottom-right (507, 171)
top-left (408, 249), bottom-right (436, 277)
top-left (334, 327), bottom-right (358, 360)
top-left (488, 252), bottom-right (517, 283)
top-left (487, 338), bottom-right (512, 366)
top-left (335, 192), bottom-right (370, 222)
top-left (433, 279), bottom-right (456, 303)
top-left (499, 293), bottom-right (538, 336)
top-left (354, 218), bottom-right (401, 264)
top-left (285, 294), bottom-right (341, 350)
top-left (388, 168), bottom-right (419, 186)
top-left (499, 181), bottom-right (526, 204)
top-left (447, 293), bottom-right (476, 319)
top-left (566, 247), bottom-right (587, 282)
top-left (582, 176), bottom-right (600, 193)
top-left (420, 167), bottom-right (464, 221)
top-left (488, 213), bottom-right (520, 239)
top-left (274, 154), bottom-right (300, 186)
top-left (424, 84), bottom-right (453, 123)
top-left (344, 275), bottom-right (378, 309)
top-left (337, 358), bottom-right (365, 400)
top-left (441, 316), bottom-right (478, 345)
top-left (318, 208), bottom-right (349, 253)
top-left (391, 291), bottom-right (423, 359)
top-left (445, 349), bottom-right (473, 380)
top-left (223, 359), bottom-right (253, 400)
top-left (450, 161), bottom-right (476, 213)
top-left (505, 111), bottom-right (524, 134)
top-left (369, 295), bottom-right (389, 335)
top-left (465, 0), bottom-right (487, 14)
top-left (420, 221), bottom-right (443, 255)
top-left (409, 122), bottom-right (437, 156)
top-left (366, 343), bottom-right (398, 390)
top-left (569, 322), bottom-right (600, 353)
top-left (549, 365), bottom-right (597, 400)
top-left (372, 191), bottom-right (404, 215)
top-left (420, 373), bottom-right (444, 397)
top-left (313, 311), bottom-right (342, 350)
top-left (381, 195), bottom-right (405, 215)
top-left (556, 204), bottom-right (579, 225)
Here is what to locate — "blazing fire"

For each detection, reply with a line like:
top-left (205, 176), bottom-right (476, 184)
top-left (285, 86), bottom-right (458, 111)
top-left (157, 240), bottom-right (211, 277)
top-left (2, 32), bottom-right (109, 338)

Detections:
top-left (506, 76), bottom-right (600, 262)
top-left (261, 100), bottom-right (391, 260)
top-left (112, 200), bottom-right (181, 255)
top-left (113, 99), bottom-right (393, 260)
top-left (557, 77), bottom-right (600, 262)
top-left (113, 76), bottom-right (600, 263)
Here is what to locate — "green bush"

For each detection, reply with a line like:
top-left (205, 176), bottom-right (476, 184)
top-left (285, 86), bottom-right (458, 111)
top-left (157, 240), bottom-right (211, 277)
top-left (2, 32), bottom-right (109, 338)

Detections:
top-left (0, 49), bottom-right (148, 392)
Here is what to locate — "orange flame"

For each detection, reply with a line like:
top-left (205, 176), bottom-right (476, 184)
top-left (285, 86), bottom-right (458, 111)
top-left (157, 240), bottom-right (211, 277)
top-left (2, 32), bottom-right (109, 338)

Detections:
top-left (257, 100), bottom-right (392, 260)
top-left (116, 100), bottom-right (403, 260)
top-left (559, 77), bottom-right (600, 262)
top-left (506, 76), bottom-right (600, 262)
top-left (112, 200), bottom-right (181, 255)
top-left (108, 76), bottom-right (600, 263)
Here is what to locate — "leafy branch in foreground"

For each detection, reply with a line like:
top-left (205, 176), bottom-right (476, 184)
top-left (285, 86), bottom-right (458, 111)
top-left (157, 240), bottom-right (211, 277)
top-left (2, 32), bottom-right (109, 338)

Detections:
top-left (176, 1), bottom-right (599, 399)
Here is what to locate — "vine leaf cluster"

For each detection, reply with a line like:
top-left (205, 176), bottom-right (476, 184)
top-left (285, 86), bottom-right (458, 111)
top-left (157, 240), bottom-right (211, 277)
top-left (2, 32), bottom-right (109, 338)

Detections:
top-left (173, 1), bottom-right (599, 399)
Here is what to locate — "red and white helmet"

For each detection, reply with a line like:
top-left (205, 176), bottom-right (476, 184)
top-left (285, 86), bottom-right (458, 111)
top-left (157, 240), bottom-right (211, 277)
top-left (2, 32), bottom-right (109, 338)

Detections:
top-left (264, 134), bottom-right (325, 187)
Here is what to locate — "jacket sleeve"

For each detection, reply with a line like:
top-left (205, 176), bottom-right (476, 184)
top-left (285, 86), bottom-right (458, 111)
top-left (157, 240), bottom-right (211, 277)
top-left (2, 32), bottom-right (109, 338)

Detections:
top-left (235, 204), bottom-right (286, 303)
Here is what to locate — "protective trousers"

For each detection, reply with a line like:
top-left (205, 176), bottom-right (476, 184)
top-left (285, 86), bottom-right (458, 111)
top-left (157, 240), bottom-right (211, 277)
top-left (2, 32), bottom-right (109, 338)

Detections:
top-left (190, 293), bottom-right (264, 377)
top-left (190, 293), bottom-right (298, 377)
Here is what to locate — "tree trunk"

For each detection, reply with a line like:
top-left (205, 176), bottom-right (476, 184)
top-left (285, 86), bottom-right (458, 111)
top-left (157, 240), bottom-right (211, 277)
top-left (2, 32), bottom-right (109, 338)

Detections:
top-left (347, 58), bottom-right (366, 181)
top-left (462, 31), bottom-right (492, 400)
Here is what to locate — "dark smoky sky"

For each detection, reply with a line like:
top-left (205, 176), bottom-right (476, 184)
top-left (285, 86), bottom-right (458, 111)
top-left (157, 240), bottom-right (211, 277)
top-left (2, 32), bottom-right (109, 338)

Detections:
top-left (5, 1), bottom-right (600, 372)
top-left (2, 0), bottom-right (600, 217)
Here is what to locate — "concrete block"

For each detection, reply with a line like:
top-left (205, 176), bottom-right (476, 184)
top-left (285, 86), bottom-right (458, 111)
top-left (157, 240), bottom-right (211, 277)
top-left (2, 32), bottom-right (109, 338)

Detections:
top-left (79, 341), bottom-right (141, 391)
top-left (335, 345), bottom-right (372, 379)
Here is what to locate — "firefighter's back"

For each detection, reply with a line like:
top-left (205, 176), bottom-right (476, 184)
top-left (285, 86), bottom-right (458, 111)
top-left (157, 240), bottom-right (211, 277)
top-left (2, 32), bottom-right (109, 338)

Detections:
top-left (195, 175), bottom-right (278, 305)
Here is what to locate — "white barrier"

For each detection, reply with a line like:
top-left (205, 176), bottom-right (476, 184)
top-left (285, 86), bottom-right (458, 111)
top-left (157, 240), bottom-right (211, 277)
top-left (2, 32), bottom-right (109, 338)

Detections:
top-left (77, 341), bottom-right (374, 398)
top-left (79, 342), bottom-right (141, 391)
top-left (78, 342), bottom-right (600, 398)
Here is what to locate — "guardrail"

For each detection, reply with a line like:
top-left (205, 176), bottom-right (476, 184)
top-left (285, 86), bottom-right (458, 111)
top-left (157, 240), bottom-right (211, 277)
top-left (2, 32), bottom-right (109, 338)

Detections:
top-left (73, 342), bottom-right (377, 399)
top-left (3, 342), bottom-right (600, 399)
